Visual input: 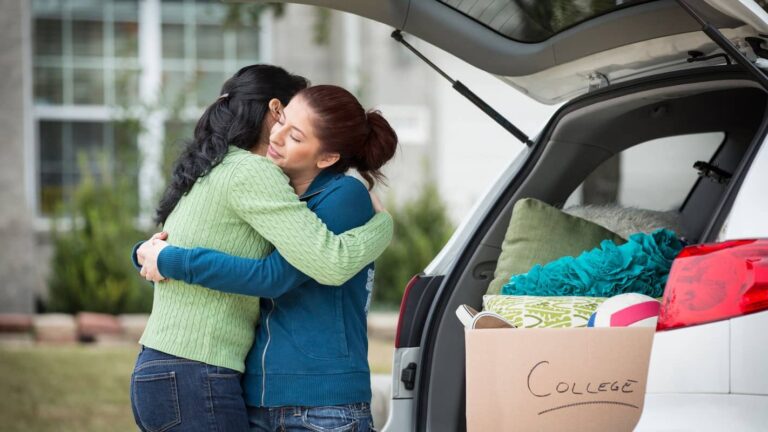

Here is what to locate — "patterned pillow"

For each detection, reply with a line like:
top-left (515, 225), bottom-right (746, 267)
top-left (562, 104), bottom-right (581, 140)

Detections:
top-left (483, 295), bottom-right (606, 328)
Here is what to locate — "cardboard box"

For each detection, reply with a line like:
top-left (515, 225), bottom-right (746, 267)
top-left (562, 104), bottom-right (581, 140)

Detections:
top-left (465, 327), bottom-right (655, 432)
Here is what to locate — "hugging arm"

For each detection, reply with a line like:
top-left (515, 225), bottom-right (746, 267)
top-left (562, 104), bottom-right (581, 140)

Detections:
top-left (158, 247), bottom-right (309, 297)
top-left (156, 174), bottom-right (377, 297)
top-left (227, 156), bottom-right (391, 285)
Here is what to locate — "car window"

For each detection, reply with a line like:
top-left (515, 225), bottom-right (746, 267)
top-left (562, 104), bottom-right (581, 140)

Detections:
top-left (437, 0), bottom-right (650, 43)
top-left (565, 132), bottom-right (725, 211)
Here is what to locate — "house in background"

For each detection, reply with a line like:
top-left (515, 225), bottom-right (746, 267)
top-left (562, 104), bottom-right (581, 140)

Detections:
top-left (0, 0), bottom-right (554, 313)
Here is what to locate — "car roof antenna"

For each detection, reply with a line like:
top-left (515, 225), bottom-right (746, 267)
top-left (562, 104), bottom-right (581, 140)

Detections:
top-left (677, 0), bottom-right (768, 91)
top-left (391, 30), bottom-right (533, 146)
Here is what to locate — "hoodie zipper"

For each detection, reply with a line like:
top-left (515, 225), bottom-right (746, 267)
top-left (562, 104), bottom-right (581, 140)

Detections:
top-left (261, 298), bottom-right (275, 406)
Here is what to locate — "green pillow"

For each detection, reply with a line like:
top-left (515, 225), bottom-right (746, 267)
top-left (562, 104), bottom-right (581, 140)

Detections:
top-left (483, 295), bottom-right (607, 328)
top-left (486, 198), bottom-right (625, 295)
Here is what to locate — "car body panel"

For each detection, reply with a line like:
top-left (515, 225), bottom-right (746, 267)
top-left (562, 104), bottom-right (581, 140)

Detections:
top-left (719, 133), bottom-right (768, 240)
top-left (731, 310), bottom-right (768, 395)
top-left (501, 25), bottom-right (758, 103)
top-left (646, 320), bottom-right (730, 394)
top-left (637, 393), bottom-right (768, 431)
top-left (381, 348), bottom-right (420, 431)
top-left (240, 0), bottom-right (753, 103)
top-left (382, 398), bottom-right (416, 432)
top-left (230, 2), bottom-right (768, 430)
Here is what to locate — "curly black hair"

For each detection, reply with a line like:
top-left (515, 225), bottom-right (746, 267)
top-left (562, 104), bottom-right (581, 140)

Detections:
top-left (155, 64), bottom-right (309, 225)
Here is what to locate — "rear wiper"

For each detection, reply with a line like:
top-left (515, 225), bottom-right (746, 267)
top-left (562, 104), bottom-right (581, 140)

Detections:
top-left (391, 30), bottom-right (533, 146)
top-left (677, 0), bottom-right (768, 91)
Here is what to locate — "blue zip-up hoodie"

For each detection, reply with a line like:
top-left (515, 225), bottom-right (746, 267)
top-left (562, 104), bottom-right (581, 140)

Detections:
top-left (153, 170), bottom-right (377, 407)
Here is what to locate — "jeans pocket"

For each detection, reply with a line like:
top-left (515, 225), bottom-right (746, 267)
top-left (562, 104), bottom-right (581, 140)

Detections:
top-left (132, 371), bottom-right (182, 432)
top-left (301, 406), bottom-right (358, 432)
top-left (206, 371), bottom-right (249, 430)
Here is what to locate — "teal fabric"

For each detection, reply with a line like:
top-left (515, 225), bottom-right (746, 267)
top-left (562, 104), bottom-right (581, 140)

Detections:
top-left (486, 198), bottom-right (625, 295)
top-left (501, 229), bottom-right (683, 298)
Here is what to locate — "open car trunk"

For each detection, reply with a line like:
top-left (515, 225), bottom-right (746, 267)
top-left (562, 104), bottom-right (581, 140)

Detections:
top-left (227, 1), bottom-right (768, 431)
top-left (414, 67), bottom-right (768, 431)
top-left (234, 0), bottom-right (768, 103)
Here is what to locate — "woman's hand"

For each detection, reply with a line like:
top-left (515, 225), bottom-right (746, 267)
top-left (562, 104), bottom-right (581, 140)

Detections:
top-left (369, 190), bottom-right (387, 214)
top-left (136, 232), bottom-right (168, 266)
top-left (137, 234), bottom-right (170, 282)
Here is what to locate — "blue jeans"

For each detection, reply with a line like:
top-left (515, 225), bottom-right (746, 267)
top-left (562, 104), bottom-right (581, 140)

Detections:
top-left (247, 404), bottom-right (375, 432)
top-left (130, 346), bottom-right (250, 432)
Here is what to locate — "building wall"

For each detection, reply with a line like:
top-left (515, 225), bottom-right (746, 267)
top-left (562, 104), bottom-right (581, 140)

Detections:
top-left (423, 44), bottom-right (557, 223)
top-left (4, 2), bottom-right (558, 311)
top-left (0, 0), bottom-right (43, 313)
top-left (269, 7), bottom-right (438, 206)
top-left (269, 7), bottom-right (557, 224)
top-left (362, 22), bottom-right (437, 205)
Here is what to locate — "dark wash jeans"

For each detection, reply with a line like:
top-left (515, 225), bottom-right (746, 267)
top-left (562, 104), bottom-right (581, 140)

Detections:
top-left (130, 346), bottom-right (250, 432)
top-left (247, 404), bottom-right (375, 432)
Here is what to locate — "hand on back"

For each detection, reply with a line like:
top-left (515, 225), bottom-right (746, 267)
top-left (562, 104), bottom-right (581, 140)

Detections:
top-left (137, 231), bottom-right (170, 282)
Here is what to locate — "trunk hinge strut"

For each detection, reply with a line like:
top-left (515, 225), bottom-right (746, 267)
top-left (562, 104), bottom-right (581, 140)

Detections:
top-left (677, 0), bottom-right (768, 91)
top-left (391, 30), bottom-right (534, 146)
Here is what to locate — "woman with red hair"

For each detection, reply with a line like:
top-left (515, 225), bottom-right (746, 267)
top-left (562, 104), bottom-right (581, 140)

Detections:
top-left (139, 84), bottom-right (398, 431)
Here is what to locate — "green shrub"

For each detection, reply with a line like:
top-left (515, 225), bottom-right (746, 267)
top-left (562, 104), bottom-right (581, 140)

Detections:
top-left (374, 181), bottom-right (455, 307)
top-left (48, 155), bottom-right (152, 314)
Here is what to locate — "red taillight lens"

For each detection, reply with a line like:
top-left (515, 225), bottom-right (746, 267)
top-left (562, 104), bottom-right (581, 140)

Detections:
top-left (395, 275), bottom-right (421, 349)
top-left (657, 239), bottom-right (768, 331)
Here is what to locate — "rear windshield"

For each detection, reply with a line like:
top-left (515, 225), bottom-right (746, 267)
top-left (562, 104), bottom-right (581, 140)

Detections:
top-left (438, 0), bottom-right (651, 43)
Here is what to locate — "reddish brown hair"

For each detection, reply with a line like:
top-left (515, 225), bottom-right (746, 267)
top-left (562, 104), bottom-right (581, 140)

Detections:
top-left (295, 85), bottom-right (398, 188)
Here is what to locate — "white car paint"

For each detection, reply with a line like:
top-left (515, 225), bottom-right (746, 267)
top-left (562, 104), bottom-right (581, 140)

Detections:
top-left (501, 26), bottom-right (758, 104)
top-left (731, 310), bottom-right (768, 394)
top-left (719, 131), bottom-right (768, 240)
top-left (638, 137), bottom-right (768, 430)
top-left (646, 321), bottom-right (730, 394)
top-left (636, 393), bottom-right (768, 432)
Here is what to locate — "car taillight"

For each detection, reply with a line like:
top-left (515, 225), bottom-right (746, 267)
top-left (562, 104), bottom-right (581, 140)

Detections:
top-left (657, 239), bottom-right (768, 331)
top-left (395, 275), bottom-right (421, 349)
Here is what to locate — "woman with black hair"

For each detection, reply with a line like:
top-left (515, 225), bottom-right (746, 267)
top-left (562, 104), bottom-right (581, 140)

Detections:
top-left (129, 66), bottom-right (393, 432)
top-left (137, 85), bottom-right (399, 432)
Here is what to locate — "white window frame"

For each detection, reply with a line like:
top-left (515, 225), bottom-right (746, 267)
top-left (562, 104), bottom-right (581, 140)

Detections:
top-left (29, 0), bottom-right (273, 227)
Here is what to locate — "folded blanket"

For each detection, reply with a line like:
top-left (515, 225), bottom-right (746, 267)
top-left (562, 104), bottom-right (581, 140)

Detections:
top-left (501, 229), bottom-right (683, 298)
top-left (483, 295), bottom-right (606, 328)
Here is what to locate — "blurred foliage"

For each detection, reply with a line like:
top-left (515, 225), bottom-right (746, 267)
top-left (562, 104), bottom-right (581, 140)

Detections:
top-left (224, 3), bottom-right (285, 29)
top-left (48, 154), bottom-right (152, 314)
top-left (312, 8), bottom-right (333, 46)
top-left (45, 66), bottom-right (189, 315)
top-left (374, 181), bottom-right (454, 306)
top-left (224, 3), bottom-right (332, 46)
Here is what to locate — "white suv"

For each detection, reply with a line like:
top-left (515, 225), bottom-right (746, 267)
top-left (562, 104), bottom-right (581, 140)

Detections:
top-left (255, 0), bottom-right (768, 430)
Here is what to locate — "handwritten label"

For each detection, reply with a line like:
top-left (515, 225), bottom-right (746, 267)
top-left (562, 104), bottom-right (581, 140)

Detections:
top-left (527, 360), bottom-right (640, 415)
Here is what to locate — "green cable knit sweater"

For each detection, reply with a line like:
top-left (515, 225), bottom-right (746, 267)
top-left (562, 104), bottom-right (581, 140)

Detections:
top-left (139, 147), bottom-right (393, 372)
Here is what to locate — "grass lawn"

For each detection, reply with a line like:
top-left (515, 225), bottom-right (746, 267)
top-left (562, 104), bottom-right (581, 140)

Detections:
top-left (0, 344), bottom-right (140, 432)
top-left (0, 340), bottom-right (394, 432)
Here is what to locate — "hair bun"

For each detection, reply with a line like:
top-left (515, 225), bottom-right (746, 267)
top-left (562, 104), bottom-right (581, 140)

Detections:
top-left (294, 85), bottom-right (398, 189)
top-left (356, 110), bottom-right (397, 176)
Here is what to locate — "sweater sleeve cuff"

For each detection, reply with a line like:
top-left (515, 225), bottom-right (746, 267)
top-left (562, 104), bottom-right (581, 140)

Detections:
top-left (130, 241), bottom-right (144, 270)
top-left (157, 246), bottom-right (191, 282)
